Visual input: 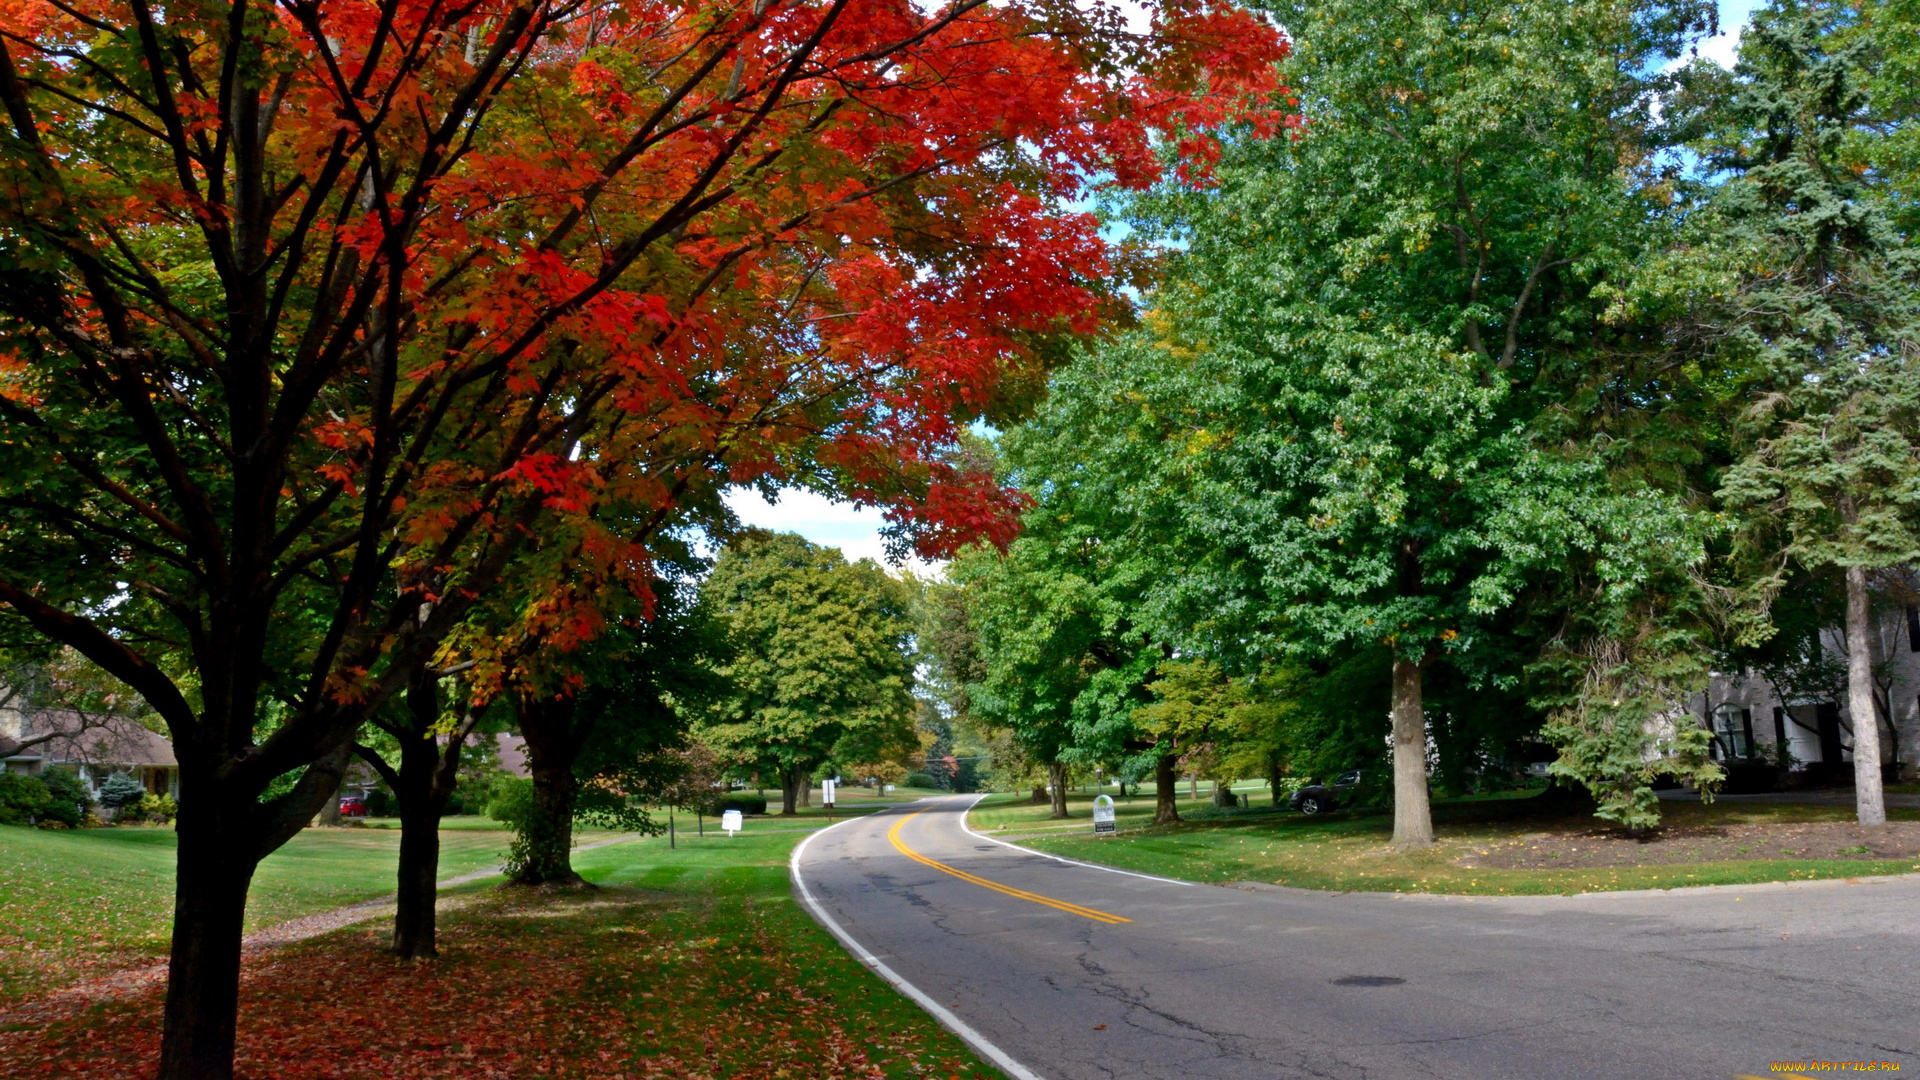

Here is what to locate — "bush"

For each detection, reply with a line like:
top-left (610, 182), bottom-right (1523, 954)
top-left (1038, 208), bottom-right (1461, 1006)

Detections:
top-left (485, 775), bottom-right (535, 828)
top-left (713, 793), bottom-right (767, 816)
top-left (0, 772), bottom-right (52, 826)
top-left (38, 768), bottom-right (92, 826)
top-left (131, 792), bottom-right (179, 825)
top-left (363, 788), bottom-right (394, 817)
top-left (903, 772), bottom-right (939, 790)
top-left (97, 771), bottom-right (146, 809)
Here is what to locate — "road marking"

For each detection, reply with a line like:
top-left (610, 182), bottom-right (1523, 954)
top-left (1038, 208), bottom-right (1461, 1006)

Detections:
top-left (888, 810), bottom-right (1132, 924)
top-left (959, 793), bottom-right (1199, 887)
top-left (791, 806), bottom-right (1051, 1080)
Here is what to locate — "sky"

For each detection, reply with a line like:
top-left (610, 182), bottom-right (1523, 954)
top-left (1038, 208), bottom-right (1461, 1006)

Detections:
top-left (728, 0), bottom-right (1768, 577)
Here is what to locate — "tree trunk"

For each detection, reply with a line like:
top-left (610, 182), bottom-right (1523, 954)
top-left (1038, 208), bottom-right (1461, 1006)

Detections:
top-left (392, 794), bottom-right (443, 955)
top-left (318, 792), bottom-right (342, 826)
top-left (799, 774), bottom-right (812, 807)
top-left (1267, 752), bottom-right (1284, 807)
top-left (781, 762), bottom-right (805, 815)
top-left (1845, 565), bottom-right (1887, 827)
top-left (1152, 752), bottom-right (1180, 825)
top-left (517, 757), bottom-right (582, 884)
top-left (156, 800), bottom-right (257, 1080)
top-left (1046, 760), bottom-right (1070, 819)
top-left (1390, 656), bottom-right (1435, 849)
top-left (512, 695), bottom-right (586, 886)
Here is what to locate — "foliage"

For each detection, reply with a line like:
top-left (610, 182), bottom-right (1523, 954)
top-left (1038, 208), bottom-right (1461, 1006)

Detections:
top-left (0, 0), bottom-right (1289, 1064)
top-left (10, 767), bottom-right (94, 827)
top-left (1701, 1), bottom-right (1920, 600)
top-left (129, 793), bottom-right (180, 827)
top-left (485, 777), bottom-right (536, 832)
top-left (696, 531), bottom-right (918, 808)
top-left (1537, 639), bottom-right (1720, 832)
top-left (96, 773), bottom-right (146, 811)
top-left (0, 772), bottom-right (52, 826)
top-left (713, 793), bottom-right (767, 816)
top-left (903, 773), bottom-right (941, 791)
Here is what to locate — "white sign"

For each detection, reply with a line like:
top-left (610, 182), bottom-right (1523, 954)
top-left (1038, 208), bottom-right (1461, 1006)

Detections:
top-left (821, 778), bottom-right (837, 805)
top-left (721, 809), bottom-right (743, 836)
top-left (1092, 794), bottom-right (1116, 834)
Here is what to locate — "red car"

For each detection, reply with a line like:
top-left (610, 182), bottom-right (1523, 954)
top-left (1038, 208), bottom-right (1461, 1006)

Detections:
top-left (338, 797), bottom-right (368, 818)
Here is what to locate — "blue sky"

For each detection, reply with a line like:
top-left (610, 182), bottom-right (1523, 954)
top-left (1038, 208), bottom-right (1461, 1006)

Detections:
top-left (727, 0), bottom-right (1766, 575)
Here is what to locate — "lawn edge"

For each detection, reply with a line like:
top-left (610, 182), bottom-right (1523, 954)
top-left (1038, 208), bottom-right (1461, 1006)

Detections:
top-left (789, 799), bottom-right (1037, 1080)
top-left (961, 795), bottom-right (1920, 902)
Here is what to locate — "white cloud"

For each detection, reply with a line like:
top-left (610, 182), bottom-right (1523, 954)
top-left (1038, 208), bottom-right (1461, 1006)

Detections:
top-left (1693, 0), bottom-right (1765, 69)
top-left (722, 487), bottom-right (944, 579)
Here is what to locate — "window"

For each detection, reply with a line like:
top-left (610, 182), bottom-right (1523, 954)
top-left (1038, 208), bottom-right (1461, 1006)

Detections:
top-left (1712, 704), bottom-right (1752, 760)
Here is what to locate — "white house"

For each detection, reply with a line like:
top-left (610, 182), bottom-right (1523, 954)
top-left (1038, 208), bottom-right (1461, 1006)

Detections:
top-left (1691, 604), bottom-right (1920, 782)
top-left (0, 703), bottom-right (180, 799)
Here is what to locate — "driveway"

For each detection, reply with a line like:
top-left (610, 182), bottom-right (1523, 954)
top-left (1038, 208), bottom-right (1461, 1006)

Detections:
top-left (1657, 788), bottom-right (1920, 809)
top-left (793, 796), bottom-right (1917, 1080)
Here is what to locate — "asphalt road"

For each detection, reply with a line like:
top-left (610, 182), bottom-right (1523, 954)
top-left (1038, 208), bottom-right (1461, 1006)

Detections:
top-left (792, 796), bottom-right (1918, 1080)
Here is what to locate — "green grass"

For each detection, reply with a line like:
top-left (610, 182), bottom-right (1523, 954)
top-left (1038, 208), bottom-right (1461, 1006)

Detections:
top-left (1, 815), bottom-right (1005, 1080)
top-left (0, 821), bottom-right (510, 1002)
top-left (562, 820), bottom-right (1002, 1080)
top-left (968, 791), bottom-right (1920, 897)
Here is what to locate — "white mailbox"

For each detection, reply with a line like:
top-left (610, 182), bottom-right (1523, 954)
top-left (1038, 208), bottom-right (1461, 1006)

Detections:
top-left (1092, 794), bottom-right (1116, 834)
top-left (721, 809), bottom-right (743, 836)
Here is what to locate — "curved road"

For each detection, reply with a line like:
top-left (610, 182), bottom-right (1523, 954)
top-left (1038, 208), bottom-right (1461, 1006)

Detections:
top-left (793, 796), bottom-right (1918, 1080)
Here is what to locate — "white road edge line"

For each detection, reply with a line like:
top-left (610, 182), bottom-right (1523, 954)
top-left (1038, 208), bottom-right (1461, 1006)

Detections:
top-left (790, 805), bottom-right (1050, 1080)
top-left (958, 794), bottom-right (1198, 888)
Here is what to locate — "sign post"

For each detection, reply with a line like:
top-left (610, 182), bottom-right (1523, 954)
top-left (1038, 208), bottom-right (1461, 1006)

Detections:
top-left (821, 777), bottom-right (837, 809)
top-left (721, 808), bottom-right (743, 837)
top-left (1092, 794), bottom-right (1116, 835)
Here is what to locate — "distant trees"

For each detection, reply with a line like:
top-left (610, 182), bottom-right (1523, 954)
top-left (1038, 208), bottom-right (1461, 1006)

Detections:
top-left (696, 531), bottom-right (918, 814)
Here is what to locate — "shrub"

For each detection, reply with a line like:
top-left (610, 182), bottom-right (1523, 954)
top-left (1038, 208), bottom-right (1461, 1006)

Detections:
top-left (903, 772), bottom-right (939, 790)
top-left (0, 772), bottom-right (52, 826)
top-left (132, 792), bottom-right (179, 825)
top-left (485, 775), bottom-right (535, 828)
top-left (97, 771), bottom-right (147, 809)
top-left (363, 788), bottom-right (394, 817)
top-left (713, 793), bottom-right (767, 815)
top-left (38, 768), bottom-right (92, 826)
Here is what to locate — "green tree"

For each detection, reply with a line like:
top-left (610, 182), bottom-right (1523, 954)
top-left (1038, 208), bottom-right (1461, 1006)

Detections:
top-left (1066, 0), bottom-right (1716, 845)
top-left (696, 531), bottom-right (916, 814)
top-left (1698, 0), bottom-right (1920, 827)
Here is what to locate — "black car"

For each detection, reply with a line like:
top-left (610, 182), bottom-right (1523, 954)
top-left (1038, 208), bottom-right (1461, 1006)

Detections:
top-left (1289, 769), bottom-right (1363, 815)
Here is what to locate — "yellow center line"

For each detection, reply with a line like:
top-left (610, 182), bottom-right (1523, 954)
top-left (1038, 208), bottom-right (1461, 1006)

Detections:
top-left (887, 810), bottom-right (1131, 924)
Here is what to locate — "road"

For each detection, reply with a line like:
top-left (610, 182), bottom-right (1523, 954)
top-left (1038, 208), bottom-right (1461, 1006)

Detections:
top-left (792, 796), bottom-right (1918, 1080)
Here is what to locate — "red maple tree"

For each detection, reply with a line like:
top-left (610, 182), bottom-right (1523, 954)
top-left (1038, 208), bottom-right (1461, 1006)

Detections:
top-left (0, 0), bottom-right (1289, 1075)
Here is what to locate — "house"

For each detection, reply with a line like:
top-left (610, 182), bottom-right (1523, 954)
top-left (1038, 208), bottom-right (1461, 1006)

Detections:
top-left (1691, 603), bottom-right (1920, 783)
top-left (0, 703), bottom-right (179, 800)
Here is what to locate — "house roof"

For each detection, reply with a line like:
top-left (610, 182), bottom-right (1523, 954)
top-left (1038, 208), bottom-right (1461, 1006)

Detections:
top-left (494, 732), bottom-right (530, 779)
top-left (0, 710), bottom-right (176, 769)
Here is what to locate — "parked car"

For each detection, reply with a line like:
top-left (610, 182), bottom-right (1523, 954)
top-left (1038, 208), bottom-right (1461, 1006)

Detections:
top-left (337, 796), bottom-right (368, 818)
top-left (1289, 769), bottom-right (1363, 815)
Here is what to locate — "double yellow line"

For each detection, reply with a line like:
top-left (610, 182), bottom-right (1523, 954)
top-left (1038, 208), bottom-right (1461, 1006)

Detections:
top-left (886, 810), bottom-right (1131, 924)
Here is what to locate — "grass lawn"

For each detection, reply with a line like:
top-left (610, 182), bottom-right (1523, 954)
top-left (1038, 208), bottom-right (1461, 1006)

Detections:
top-left (970, 790), bottom-right (1920, 896)
top-left (1, 814), bottom-right (1005, 1080)
top-left (0, 820), bottom-right (510, 1003)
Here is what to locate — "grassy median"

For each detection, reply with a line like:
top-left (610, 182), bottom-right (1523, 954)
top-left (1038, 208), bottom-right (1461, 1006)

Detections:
top-left (970, 790), bottom-right (1920, 896)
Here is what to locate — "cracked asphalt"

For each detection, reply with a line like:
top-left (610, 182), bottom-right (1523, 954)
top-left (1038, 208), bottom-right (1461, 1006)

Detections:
top-left (794, 796), bottom-right (1920, 1080)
